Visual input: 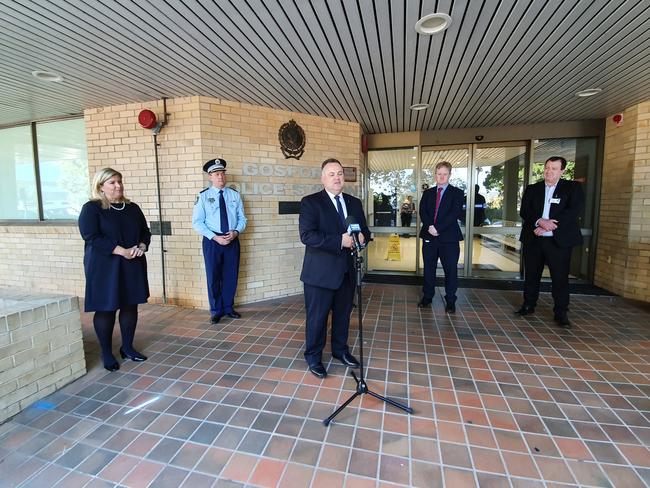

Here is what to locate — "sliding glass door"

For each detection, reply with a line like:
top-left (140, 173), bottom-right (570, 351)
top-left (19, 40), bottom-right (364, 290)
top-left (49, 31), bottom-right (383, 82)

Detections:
top-left (366, 137), bottom-right (599, 281)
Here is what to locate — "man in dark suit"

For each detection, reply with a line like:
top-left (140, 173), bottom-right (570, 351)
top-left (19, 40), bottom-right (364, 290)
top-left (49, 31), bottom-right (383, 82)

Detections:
top-left (418, 161), bottom-right (464, 313)
top-left (515, 156), bottom-right (585, 328)
top-left (299, 158), bottom-right (370, 379)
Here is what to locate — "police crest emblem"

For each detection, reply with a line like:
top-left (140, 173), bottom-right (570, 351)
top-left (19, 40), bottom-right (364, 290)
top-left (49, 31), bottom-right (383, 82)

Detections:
top-left (278, 119), bottom-right (305, 159)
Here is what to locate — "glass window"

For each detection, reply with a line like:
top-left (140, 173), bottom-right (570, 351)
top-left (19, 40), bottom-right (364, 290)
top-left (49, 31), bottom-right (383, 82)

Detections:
top-left (37, 119), bottom-right (89, 220)
top-left (0, 118), bottom-right (88, 221)
top-left (0, 126), bottom-right (38, 219)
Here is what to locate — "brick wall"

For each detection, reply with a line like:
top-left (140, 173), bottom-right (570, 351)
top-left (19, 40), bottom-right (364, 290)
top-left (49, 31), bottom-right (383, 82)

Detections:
top-left (0, 291), bottom-right (86, 423)
top-left (0, 96), bottom-right (362, 309)
top-left (594, 101), bottom-right (650, 301)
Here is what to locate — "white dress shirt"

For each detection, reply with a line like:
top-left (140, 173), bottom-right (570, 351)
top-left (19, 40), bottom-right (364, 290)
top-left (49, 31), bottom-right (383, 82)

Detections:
top-left (540, 184), bottom-right (557, 236)
top-left (326, 190), bottom-right (348, 220)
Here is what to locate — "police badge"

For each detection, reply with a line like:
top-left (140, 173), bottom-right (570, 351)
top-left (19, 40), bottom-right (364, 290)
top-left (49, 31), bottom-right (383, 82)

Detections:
top-left (278, 119), bottom-right (305, 159)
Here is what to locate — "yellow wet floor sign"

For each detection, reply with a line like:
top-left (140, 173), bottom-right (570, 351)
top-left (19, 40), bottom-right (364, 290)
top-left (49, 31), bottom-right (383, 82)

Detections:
top-left (386, 234), bottom-right (401, 261)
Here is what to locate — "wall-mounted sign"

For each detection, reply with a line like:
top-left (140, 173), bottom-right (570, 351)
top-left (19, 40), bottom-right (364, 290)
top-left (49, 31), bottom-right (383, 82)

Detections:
top-left (343, 166), bottom-right (357, 182)
top-left (278, 119), bottom-right (306, 159)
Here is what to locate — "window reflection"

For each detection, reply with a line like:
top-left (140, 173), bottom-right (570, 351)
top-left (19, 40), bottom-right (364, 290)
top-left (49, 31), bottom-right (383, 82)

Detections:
top-left (37, 119), bottom-right (89, 220)
top-left (0, 126), bottom-right (37, 219)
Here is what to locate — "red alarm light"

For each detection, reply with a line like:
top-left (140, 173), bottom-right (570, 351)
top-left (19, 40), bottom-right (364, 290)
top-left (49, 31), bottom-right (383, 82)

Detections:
top-left (138, 109), bottom-right (157, 129)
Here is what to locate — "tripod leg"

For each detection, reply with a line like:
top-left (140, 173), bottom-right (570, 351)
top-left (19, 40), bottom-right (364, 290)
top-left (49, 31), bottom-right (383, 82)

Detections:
top-left (323, 391), bottom-right (361, 426)
top-left (367, 390), bottom-right (414, 414)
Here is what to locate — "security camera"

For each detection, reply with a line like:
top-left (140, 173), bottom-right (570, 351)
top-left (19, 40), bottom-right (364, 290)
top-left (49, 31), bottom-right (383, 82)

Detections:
top-left (475, 135), bottom-right (484, 141)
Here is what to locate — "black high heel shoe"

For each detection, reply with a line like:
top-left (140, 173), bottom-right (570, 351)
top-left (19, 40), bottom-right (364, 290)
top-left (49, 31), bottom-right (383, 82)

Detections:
top-left (103, 360), bottom-right (120, 372)
top-left (119, 347), bottom-right (147, 362)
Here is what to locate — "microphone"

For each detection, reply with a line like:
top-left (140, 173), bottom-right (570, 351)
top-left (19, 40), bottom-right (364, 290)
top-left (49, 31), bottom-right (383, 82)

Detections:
top-left (344, 215), bottom-right (363, 252)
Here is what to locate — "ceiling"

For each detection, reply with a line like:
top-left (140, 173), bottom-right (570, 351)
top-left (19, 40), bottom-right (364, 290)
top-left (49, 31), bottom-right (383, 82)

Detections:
top-left (1, 0), bottom-right (649, 134)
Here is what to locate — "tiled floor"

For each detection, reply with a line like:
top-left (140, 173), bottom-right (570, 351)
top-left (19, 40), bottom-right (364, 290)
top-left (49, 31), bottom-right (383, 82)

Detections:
top-left (1, 284), bottom-right (649, 488)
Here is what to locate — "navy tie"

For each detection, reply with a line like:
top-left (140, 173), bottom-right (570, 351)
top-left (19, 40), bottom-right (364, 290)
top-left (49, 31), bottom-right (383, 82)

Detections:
top-left (335, 195), bottom-right (345, 228)
top-left (219, 190), bottom-right (229, 234)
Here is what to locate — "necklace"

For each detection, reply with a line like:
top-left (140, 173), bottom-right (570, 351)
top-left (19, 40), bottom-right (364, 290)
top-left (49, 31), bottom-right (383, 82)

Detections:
top-left (109, 202), bottom-right (125, 211)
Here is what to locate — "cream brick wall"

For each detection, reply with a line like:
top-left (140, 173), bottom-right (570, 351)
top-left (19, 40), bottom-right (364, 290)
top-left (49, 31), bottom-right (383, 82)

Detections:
top-left (595, 101), bottom-right (650, 301)
top-left (0, 96), bottom-right (362, 309)
top-left (0, 291), bottom-right (86, 423)
top-left (0, 226), bottom-right (85, 297)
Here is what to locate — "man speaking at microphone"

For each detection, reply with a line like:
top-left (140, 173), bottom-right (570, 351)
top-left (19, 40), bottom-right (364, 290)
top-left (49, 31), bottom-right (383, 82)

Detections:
top-left (299, 158), bottom-right (370, 379)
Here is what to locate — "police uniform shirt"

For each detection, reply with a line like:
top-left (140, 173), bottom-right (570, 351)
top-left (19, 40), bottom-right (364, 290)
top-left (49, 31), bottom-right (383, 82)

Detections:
top-left (192, 185), bottom-right (247, 239)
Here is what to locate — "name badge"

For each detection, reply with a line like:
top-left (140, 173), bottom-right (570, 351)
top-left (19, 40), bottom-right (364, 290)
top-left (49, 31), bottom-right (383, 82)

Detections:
top-left (550, 198), bottom-right (561, 204)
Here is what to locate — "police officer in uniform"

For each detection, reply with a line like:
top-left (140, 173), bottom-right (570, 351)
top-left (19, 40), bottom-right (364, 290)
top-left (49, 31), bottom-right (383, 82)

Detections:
top-left (192, 158), bottom-right (247, 324)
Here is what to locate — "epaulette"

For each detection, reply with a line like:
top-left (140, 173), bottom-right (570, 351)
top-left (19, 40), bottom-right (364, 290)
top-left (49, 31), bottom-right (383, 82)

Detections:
top-left (229, 185), bottom-right (239, 192)
top-left (199, 188), bottom-right (209, 193)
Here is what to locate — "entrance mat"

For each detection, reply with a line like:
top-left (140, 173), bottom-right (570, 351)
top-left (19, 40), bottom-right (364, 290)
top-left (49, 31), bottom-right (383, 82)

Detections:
top-left (363, 274), bottom-right (616, 296)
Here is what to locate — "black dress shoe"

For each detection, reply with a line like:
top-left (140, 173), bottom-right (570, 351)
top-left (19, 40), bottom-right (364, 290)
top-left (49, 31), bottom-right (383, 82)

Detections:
top-left (445, 302), bottom-right (456, 313)
top-left (417, 298), bottom-right (432, 308)
top-left (211, 314), bottom-right (222, 324)
top-left (120, 347), bottom-right (147, 362)
top-left (333, 352), bottom-right (360, 368)
top-left (104, 361), bottom-right (119, 372)
top-left (514, 305), bottom-right (535, 316)
top-left (554, 313), bottom-right (572, 329)
top-left (308, 363), bottom-right (327, 379)
top-left (227, 310), bottom-right (241, 319)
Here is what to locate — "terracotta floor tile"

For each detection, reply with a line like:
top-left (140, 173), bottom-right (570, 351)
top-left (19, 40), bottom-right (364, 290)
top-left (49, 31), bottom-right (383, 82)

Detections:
top-left (470, 446), bottom-right (505, 474)
top-left (565, 459), bottom-right (611, 487)
top-left (535, 456), bottom-right (576, 483)
top-left (279, 463), bottom-right (314, 488)
top-left (343, 474), bottom-right (377, 488)
top-left (465, 425), bottom-right (497, 449)
top-left (347, 448), bottom-right (379, 478)
top-left (312, 469), bottom-right (345, 488)
top-left (443, 466), bottom-right (477, 487)
top-left (220, 452), bottom-right (258, 483)
top-left (378, 454), bottom-right (410, 485)
top-left (410, 436), bottom-right (439, 463)
top-left (121, 459), bottom-right (164, 487)
top-left (2, 288), bottom-right (649, 488)
top-left (554, 437), bottom-right (593, 461)
top-left (437, 421), bottom-right (466, 443)
top-left (501, 452), bottom-right (540, 479)
top-left (249, 458), bottom-right (286, 487)
top-left (440, 442), bottom-right (472, 469)
top-left (602, 463), bottom-right (647, 488)
top-left (411, 460), bottom-right (443, 487)
top-left (493, 429), bottom-right (527, 453)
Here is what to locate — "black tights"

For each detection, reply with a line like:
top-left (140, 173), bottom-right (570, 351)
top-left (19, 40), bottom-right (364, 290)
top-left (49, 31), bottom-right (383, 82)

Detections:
top-left (93, 305), bottom-right (139, 365)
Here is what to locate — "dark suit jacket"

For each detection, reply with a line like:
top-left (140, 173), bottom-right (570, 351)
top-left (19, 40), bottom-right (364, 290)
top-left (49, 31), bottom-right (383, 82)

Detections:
top-left (418, 185), bottom-right (464, 242)
top-left (519, 179), bottom-right (584, 248)
top-left (299, 190), bottom-right (370, 290)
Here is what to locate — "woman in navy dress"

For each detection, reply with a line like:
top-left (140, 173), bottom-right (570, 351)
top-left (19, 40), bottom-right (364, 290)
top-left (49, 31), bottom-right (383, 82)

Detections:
top-left (78, 168), bottom-right (151, 371)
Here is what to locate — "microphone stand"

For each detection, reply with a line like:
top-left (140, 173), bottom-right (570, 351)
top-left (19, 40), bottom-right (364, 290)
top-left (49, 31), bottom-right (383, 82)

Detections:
top-left (323, 242), bottom-right (413, 426)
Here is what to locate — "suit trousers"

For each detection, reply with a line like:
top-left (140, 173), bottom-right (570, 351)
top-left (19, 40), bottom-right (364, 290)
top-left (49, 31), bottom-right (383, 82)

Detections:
top-left (303, 277), bottom-right (354, 366)
top-left (202, 237), bottom-right (240, 315)
top-left (422, 239), bottom-right (460, 304)
top-left (523, 237), bottom-right (572, 314)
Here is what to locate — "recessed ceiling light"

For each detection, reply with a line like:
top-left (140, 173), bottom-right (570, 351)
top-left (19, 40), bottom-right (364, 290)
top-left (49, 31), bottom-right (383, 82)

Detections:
top-left (575, 88), bottom-right (602, 97)
top-left (410, 103), bottom-right (430, 111)
top-left (415, 13), bottom-right (452, 35)
top-left (31, 70), bottom-right (63, 82)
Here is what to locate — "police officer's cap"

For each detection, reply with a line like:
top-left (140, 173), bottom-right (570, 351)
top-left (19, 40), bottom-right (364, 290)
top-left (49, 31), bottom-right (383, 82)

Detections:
top-left (203, 158), bottom-right (227, 173)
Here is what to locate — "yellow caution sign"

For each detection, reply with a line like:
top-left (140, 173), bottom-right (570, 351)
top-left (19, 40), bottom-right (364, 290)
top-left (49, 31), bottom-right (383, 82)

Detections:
top-left (386, 234), bottom-right (402, 261)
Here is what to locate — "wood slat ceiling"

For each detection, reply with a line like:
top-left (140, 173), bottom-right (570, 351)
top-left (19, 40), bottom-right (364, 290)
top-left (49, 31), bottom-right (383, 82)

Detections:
top-left (1, 0), bottom-right (649, 133)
